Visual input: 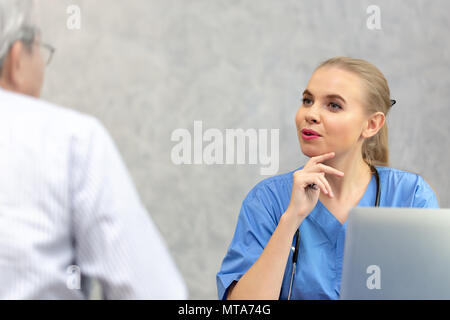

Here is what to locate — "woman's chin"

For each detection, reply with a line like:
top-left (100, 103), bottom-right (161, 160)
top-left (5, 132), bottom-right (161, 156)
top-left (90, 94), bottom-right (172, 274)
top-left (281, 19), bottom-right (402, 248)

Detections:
top-left (301, 146), bottom-right (335, 159)
top-left (300, 144), bottom-right (322, 158)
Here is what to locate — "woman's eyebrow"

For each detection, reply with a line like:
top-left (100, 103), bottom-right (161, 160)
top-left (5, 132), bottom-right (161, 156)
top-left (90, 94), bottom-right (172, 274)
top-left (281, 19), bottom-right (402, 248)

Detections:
top-left (302, 89), bottom-right (346, 104)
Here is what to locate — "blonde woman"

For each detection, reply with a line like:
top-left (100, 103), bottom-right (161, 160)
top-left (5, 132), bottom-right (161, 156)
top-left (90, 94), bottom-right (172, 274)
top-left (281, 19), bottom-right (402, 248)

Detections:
top-left (217, 57), bottom-right (439, 300)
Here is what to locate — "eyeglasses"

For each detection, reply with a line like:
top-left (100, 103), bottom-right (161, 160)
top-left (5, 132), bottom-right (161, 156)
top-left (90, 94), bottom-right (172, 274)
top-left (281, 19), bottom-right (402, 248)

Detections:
top-left (390, 99), bottom-right (396, 107)
top-left (35, 42), bottom-right (56, 66)
top-left (16, 26), bottom-right (55, 66)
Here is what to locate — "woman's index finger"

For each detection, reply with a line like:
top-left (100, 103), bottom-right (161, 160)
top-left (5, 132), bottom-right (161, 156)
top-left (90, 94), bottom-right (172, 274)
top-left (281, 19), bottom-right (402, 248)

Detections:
top-left (312, 152), bottom-right (335, 163)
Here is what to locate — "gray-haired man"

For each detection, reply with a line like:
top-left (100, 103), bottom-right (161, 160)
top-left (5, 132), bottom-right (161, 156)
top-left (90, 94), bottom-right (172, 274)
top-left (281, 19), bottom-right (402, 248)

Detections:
top-left (0, 0), bottom-right (187, 299)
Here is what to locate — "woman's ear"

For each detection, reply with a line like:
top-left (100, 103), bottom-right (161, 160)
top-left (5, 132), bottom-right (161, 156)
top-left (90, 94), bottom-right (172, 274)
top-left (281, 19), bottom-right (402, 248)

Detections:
top-left (362, 111), bottom-right (385, 138)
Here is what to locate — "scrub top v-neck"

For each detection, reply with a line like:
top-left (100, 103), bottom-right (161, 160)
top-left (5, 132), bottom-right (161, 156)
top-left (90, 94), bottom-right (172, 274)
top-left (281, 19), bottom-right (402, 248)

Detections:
top-left (216, 165), bottom-right (440, 300)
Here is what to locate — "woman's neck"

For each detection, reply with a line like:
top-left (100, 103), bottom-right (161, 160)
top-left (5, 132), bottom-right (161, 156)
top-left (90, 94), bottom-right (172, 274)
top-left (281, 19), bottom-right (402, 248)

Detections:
top-left (321, 152), bottom-right (372, 202)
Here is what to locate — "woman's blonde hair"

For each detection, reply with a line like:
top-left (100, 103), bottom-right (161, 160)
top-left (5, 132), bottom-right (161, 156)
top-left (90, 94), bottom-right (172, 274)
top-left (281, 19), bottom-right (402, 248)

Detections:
top-left (315, 56), bottom-right (394, 168)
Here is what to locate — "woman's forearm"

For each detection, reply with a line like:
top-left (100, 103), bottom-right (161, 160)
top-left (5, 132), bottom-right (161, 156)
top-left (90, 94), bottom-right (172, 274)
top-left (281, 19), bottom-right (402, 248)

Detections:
top-left (227, 210), bottom-right (303, 300)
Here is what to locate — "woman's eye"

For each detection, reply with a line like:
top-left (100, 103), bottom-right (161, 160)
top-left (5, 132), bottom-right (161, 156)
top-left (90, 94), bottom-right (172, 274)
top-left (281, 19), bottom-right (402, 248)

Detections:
top-left (329, 102), bottom-right (342, 110)
top-left (302, 98), bottom-right (342, 110)
top-left (302, 98), bottom-right (313, 105)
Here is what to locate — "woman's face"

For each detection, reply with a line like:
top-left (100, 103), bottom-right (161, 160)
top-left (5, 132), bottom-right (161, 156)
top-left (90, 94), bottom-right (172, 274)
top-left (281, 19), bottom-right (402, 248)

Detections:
top-left (295, 66), bottom-right (369, 158)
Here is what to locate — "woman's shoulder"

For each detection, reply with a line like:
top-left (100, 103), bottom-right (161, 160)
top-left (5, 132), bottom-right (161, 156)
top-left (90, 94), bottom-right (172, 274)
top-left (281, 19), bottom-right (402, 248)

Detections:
top-left (244, 166), bottom-right (304, 203)
top-left (375, 165), bottom-right (431, 185)
top-left (375, 165), bottom-right (439, 205)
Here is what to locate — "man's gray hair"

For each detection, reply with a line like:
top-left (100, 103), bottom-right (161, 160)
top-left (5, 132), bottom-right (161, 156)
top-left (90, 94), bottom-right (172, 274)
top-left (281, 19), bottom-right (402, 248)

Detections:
top-left (0, 0), bottom-right (38, 70)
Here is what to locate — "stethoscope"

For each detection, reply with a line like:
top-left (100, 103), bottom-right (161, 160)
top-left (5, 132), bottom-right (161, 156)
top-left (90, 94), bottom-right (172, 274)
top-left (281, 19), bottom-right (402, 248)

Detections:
top-left (287, 165), bottom-right (380, 300)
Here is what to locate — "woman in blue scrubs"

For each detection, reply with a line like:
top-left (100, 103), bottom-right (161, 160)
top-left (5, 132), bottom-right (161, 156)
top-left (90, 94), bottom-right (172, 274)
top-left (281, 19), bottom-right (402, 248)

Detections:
top-left (216, 57), bottom-right (440, 300)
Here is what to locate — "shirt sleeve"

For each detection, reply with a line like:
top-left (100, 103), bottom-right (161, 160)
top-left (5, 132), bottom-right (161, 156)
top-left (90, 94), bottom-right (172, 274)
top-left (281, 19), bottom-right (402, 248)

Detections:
top-left (70, 118), bottom-right (187, 299)
top-left (216, 185), bottom-right (278, 300)
top-left (412, 175), bottom-right (440, 209)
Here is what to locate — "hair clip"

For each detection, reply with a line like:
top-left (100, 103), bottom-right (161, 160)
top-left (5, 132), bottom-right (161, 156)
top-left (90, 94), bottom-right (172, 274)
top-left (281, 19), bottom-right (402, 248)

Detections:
top-left (390, 99), bottom-right (396, 107)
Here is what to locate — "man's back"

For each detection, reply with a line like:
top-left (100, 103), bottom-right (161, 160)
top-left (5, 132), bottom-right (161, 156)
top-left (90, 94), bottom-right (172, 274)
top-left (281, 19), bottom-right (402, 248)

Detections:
top-left (0, 88), bottom-right (187, 299)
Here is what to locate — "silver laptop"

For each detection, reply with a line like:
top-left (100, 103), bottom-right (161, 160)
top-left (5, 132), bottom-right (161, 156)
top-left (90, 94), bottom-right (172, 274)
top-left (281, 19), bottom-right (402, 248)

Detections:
top-left (340, 207), bottom-right (450, 300)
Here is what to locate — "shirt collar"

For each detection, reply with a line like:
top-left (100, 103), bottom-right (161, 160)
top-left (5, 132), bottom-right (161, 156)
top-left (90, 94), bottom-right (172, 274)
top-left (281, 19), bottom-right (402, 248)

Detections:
top-left (307, 173), bottom-right (377, 246)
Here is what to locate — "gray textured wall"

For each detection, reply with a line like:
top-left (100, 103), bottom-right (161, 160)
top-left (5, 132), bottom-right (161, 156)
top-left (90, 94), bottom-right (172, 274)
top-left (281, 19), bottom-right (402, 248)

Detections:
top-left (37, 0), bottom-right (449, 299)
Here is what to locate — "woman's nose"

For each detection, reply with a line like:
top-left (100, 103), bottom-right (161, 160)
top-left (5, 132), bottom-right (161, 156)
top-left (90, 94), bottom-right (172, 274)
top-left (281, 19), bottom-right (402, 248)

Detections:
top-left (304, 103), bottom-right (320, 123)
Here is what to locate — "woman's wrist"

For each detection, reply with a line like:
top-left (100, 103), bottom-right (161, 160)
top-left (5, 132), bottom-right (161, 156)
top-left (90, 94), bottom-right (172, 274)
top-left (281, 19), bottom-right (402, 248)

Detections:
top-left (280, 207), bottom-right (306, 236)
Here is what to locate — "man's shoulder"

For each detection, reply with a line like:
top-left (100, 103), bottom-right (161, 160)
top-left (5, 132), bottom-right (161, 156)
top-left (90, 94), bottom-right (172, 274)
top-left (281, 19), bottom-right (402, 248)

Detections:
top-left (0, 89), bottom-right (103, 138)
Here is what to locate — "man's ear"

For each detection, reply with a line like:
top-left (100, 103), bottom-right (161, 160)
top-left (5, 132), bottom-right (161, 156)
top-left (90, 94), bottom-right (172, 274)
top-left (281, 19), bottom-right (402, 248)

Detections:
top-left (363, 111), bottom-right (385, 139)
top-left (1, 41), bottom-right (25, 88)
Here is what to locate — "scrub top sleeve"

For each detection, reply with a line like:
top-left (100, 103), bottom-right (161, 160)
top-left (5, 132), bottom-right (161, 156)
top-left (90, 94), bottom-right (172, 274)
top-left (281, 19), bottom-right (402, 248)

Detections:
top-left (216, 187), bottom-right (278, 300)
top-left (413, 175), bottom-right (440, 208)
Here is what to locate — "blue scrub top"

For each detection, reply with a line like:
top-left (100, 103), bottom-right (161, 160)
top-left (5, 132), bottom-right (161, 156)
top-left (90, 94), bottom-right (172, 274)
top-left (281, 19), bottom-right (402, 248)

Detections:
top-left (216, 165), bottom-right (440, 300)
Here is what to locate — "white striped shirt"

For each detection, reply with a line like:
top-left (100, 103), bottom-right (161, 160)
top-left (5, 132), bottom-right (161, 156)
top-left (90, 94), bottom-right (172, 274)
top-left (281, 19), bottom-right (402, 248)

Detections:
top-left (0, 88), bottom-right (187, 299)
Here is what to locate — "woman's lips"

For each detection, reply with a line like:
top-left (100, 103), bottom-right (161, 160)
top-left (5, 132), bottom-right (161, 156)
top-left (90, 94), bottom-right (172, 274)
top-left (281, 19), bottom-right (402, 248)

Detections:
top-left (301, 133), bottom-right (321, 140)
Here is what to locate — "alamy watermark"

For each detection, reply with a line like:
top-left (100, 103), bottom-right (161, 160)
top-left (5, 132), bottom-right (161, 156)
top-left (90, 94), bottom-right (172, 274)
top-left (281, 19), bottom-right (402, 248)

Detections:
top-left (171, 121), bottom-right (279, 175)
top-left (366, 264), bottom-right (381, 290)
top-left (366, 5), bottom-right (382, 30)
top-left (67, 5), bottom-right (81, 30)
top-left (66, 265), bottom-right (81, 290)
